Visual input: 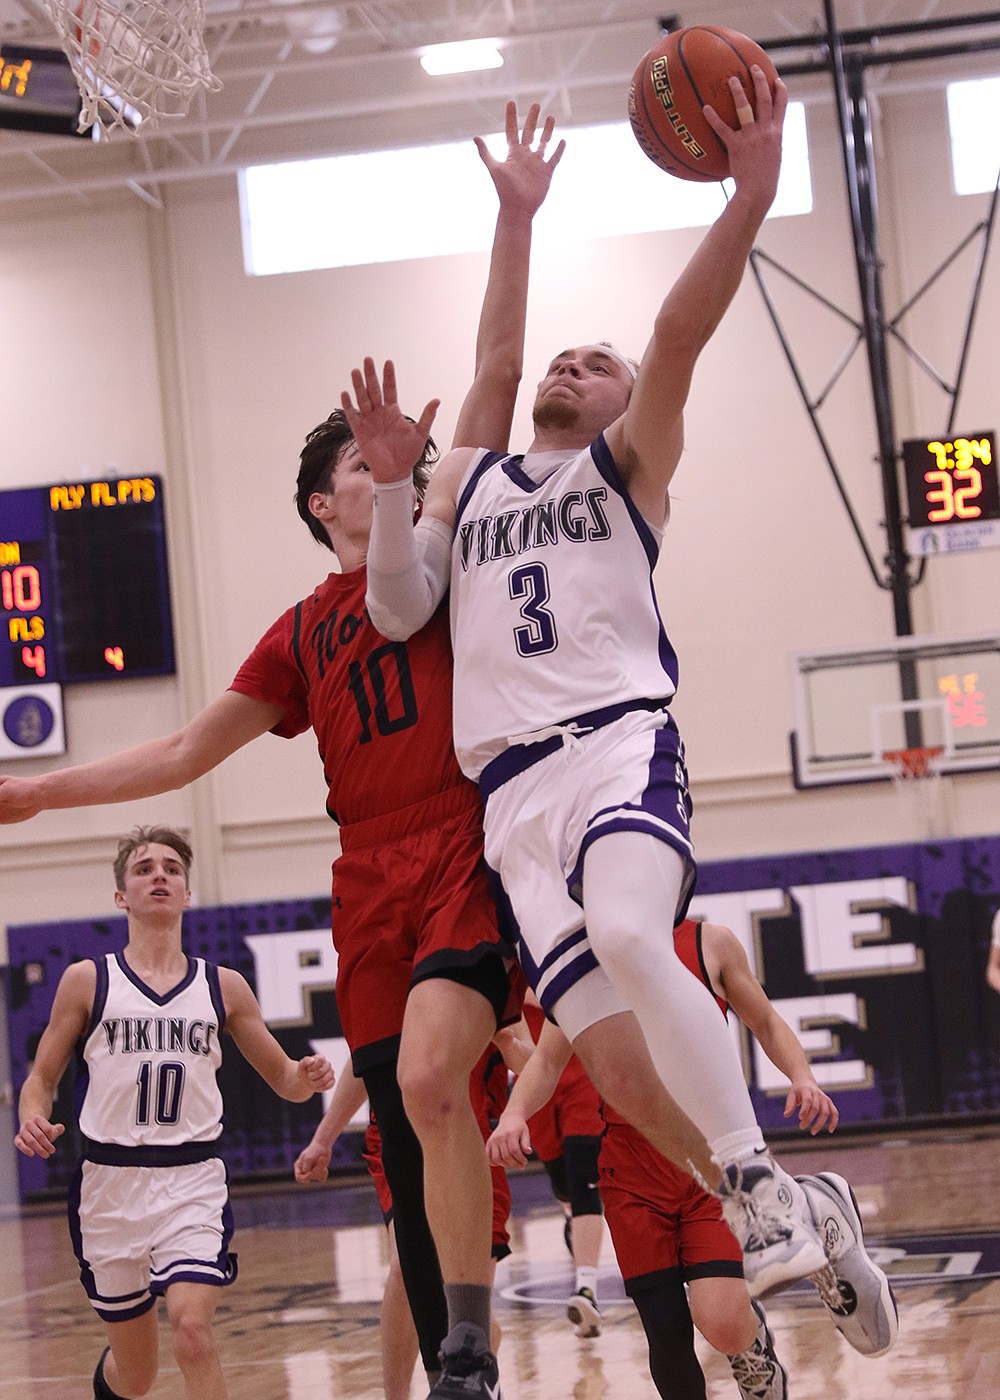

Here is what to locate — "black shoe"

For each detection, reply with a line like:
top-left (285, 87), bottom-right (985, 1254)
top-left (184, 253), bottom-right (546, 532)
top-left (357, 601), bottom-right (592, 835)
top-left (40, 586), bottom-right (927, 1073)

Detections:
top-left (567, 1286), bottom-right (602, 1338)
top-left (93, 1349), bottom-right (123, 1400)
top-left (427, 1323), bottom-right (501, 1400)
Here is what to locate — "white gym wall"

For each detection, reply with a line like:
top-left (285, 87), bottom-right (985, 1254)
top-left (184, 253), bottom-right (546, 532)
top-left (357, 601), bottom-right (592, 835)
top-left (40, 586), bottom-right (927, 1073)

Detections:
top-left (0, 79), bottom-right (998, 930)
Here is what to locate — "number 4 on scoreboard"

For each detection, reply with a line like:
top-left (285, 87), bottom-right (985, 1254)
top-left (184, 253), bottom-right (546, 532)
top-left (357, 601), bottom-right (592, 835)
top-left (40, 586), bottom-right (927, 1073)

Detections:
top-left (20, 645), bottom-right (46, 677)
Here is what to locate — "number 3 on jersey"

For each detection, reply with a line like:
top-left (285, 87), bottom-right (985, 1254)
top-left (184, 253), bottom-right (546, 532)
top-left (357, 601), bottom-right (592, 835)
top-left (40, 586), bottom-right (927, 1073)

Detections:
top-left (509, 563), bottom-right (558, 657)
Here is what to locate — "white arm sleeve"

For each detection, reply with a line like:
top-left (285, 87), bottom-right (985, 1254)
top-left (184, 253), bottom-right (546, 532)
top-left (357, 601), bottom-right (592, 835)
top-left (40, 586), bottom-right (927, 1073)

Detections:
top-left (365, 477), bottom-right (453, 640)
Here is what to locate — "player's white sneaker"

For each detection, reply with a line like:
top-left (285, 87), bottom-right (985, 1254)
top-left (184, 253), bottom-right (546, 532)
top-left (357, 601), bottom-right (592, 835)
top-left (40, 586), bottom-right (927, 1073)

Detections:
top-left (720, 1159), bottom-right (826, 1298)
top-left (567, 1286), bottom-right (602, 1338)
top-left (728, 1300), bottom-right (788, 1400)
top-left (798, 1171), bottom-right (898, 1357)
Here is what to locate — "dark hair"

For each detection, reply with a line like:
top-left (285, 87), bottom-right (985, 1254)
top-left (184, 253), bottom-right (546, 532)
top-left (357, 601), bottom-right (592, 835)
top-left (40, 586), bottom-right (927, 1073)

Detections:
top-left (295, 408), bottom-right (439, 551)
top-left (114, 825), bottom-right (193, 890)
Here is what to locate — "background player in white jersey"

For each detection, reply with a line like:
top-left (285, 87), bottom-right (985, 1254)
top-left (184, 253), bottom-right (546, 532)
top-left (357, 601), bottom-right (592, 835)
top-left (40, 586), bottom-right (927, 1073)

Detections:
top-left (351, 67), bottom-right (847, 1295)
top-left (985, 907), bottom-right (1000, 993)
top-left (15, 825), bottom-right (335, 1400)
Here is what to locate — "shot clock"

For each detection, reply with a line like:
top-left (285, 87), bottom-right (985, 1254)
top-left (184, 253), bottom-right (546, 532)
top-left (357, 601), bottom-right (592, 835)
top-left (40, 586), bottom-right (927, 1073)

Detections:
top-left (903, 431), bottom-right (1000, 556)
top-left (0, 475), bottom-right (175, 688)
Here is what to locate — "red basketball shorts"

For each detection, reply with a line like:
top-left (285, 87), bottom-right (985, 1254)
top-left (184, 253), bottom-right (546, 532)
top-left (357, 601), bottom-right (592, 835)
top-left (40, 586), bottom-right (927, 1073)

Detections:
top-left (333, 784), bottom-right (518, 1068)
top-left (364, 1094), bottom-right (511, 1257)
top-left (527, 1060), bottom-right (604, 1163)
top-left (599, 1117), bottom-right (742, 1289)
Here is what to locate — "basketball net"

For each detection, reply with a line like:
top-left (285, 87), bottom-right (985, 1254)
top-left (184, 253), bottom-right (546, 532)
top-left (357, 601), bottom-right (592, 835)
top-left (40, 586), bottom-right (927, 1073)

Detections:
top-left (882, 746), bottom-right (950, 841)
top-left (40, 0), bottom-right (221, 137)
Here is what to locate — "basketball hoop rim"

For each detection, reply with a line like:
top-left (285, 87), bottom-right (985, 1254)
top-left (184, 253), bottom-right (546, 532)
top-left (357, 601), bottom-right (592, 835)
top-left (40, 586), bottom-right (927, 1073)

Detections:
top-left (881, 745), bottom-right (945, 780)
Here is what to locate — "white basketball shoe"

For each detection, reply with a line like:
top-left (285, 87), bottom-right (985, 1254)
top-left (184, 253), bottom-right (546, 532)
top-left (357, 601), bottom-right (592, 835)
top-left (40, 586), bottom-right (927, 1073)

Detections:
top-left (797, 1171), bottom-right (899, 1357)
top-left (719, 1157), bottom-right (826, 1297)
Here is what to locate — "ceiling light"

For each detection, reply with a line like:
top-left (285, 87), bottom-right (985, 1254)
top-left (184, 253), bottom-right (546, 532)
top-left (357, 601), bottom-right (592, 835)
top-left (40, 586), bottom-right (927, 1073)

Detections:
top-left (419, 40), bottom-right (503, 76)
top-left (273, 0), bottom-right (343, 55)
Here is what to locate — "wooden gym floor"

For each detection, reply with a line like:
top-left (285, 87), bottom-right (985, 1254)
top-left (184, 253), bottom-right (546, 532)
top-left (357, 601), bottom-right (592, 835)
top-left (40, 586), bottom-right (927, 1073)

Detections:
top-left (2, 1124), bottom-right (997, 1398)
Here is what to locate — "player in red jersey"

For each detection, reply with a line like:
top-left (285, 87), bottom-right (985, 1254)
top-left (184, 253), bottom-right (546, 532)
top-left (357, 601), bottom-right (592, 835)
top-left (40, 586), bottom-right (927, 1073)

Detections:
top-left (489, 918), bottom-right (896, 1400)
top-left (0, 103), bottom-right (563, 1398)
top-left (519, 996), bottom-right (605, 1337)
top-left (295, 1050), bottom-right (512, 1400)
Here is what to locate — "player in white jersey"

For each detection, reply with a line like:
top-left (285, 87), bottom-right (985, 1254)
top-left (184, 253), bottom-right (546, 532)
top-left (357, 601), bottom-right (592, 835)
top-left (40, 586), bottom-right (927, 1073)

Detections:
top-left (986, 906), bottom-right (1000, 993)
top-left (352, 67), bottom-right (852, 1305)
top-left (15, 825), bottom-right (334, 1400)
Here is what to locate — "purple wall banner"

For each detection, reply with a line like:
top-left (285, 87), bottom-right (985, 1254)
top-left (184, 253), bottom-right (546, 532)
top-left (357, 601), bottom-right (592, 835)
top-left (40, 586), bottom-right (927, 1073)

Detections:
top-left (6, 833), bottom-right (1000, 1200)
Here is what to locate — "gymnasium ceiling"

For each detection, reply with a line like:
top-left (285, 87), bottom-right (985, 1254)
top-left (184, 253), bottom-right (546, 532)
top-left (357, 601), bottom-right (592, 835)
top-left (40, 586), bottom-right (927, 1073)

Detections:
top-left (0, 0), bottom-right (997, 207)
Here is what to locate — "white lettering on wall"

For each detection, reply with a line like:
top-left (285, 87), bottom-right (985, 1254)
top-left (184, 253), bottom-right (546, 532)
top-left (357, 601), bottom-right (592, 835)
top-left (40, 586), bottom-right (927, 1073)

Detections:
top-left (244, 928), bottom-right (338, 1024)
top-left (791, 877), bottom-right (922, 977)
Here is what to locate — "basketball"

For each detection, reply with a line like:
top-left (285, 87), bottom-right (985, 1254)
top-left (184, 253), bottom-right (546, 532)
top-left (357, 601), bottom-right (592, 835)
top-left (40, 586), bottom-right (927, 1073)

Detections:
top-left (628, 26), bottom-right (779, 182)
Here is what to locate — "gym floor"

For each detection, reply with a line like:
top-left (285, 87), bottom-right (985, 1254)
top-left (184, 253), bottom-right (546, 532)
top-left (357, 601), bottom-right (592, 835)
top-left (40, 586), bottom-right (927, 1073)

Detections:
top-left (3, 1124), bottom-right (996, 1398)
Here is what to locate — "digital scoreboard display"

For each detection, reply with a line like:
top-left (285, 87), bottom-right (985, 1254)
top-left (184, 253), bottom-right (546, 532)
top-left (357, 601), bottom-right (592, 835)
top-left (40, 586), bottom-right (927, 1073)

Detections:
top-left (902, 433), bottom-right (998, 524)
top-left (0, 44), bottom-right (88, 138)
top-left (902, 432), bottom-right (1000, 557)
top-left (0, 476), bottom-right (175, 688)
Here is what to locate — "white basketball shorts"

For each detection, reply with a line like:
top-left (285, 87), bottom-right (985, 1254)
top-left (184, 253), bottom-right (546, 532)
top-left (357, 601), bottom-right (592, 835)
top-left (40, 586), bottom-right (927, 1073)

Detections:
top-left (68, 1157), bottom-right (237, 1321)
top-left (482, 704), bottom-right (695, 1034)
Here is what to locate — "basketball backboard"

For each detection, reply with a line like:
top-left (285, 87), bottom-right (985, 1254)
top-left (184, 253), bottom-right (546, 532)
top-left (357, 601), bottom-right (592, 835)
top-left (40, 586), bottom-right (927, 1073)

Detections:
top-left (789, 632), bottom-right (1000, 787)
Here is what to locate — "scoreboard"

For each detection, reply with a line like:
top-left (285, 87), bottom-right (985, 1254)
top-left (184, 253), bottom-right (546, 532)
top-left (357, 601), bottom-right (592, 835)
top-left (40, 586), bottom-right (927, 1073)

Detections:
top-left (0, 44), bottom-right (87, 138)
top-left (0, 475), bottom-right (175, 688)
top-left (903, 431), bottom-right (1000, 556)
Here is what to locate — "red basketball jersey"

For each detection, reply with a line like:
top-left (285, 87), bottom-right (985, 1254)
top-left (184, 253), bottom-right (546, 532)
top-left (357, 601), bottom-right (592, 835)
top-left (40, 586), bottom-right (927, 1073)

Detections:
top-left (673, 918), bottom-right (728, 1018)
top-left (231, 567), bottom-right (475, 826)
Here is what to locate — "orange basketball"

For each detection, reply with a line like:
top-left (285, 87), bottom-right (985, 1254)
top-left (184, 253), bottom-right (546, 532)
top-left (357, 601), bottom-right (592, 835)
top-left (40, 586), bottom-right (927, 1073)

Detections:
top-left (628, 26), bottom-right (778, 182)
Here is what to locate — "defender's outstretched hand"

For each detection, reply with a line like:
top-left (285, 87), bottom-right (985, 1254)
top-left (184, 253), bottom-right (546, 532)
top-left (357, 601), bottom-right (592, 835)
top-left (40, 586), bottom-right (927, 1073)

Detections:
top-left (475, 100), bottom-right (565, 218)
top-left (703, 65), bottom-right (787, 208)
top-left (341, 358), bottom-right (439, 486)
top-left (487, 1111), bottom-right (533, 1168)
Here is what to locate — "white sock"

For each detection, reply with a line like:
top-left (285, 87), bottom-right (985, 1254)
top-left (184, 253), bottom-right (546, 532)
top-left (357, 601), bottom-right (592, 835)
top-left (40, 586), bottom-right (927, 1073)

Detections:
top-left (712, 1130), bottom-right (769, 1170)
top-left (575, 1266), bottom-right (598, 1297)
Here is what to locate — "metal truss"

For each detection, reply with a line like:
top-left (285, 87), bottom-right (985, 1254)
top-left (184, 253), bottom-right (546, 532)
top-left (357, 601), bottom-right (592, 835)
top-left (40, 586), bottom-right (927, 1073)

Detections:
top-left (0, 0), bottom-right (669, 205)
top-left (748, 4), bottom-right (1000, 636)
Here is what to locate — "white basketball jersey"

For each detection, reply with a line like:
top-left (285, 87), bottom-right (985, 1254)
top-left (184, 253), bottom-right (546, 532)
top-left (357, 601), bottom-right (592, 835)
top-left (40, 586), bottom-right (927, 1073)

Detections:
top-left (78, 952), bottom-right (225, 1148)
top-left (450, 436), bottom-right (679, 779)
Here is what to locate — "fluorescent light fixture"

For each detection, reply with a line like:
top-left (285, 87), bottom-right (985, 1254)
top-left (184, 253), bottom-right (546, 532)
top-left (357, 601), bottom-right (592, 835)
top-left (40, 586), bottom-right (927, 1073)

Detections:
top-left (947, 76), bottom-right (1000, 195)
top-left (419, 40), bottom-right (503, 76)
top-left (239, 103), bottom-right (812, 276)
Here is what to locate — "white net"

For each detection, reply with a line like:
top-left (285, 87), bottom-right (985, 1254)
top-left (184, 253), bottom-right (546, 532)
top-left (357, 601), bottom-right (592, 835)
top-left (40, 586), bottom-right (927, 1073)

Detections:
top-left (882, 747), bottom-right (950, 841)
top-left (40, 0), bottom-right (221, 137)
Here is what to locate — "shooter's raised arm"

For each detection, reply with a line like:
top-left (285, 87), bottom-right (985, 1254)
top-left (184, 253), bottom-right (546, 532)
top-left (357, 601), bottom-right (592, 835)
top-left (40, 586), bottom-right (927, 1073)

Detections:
top-left (605, 66), bottom-right (787, 524)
